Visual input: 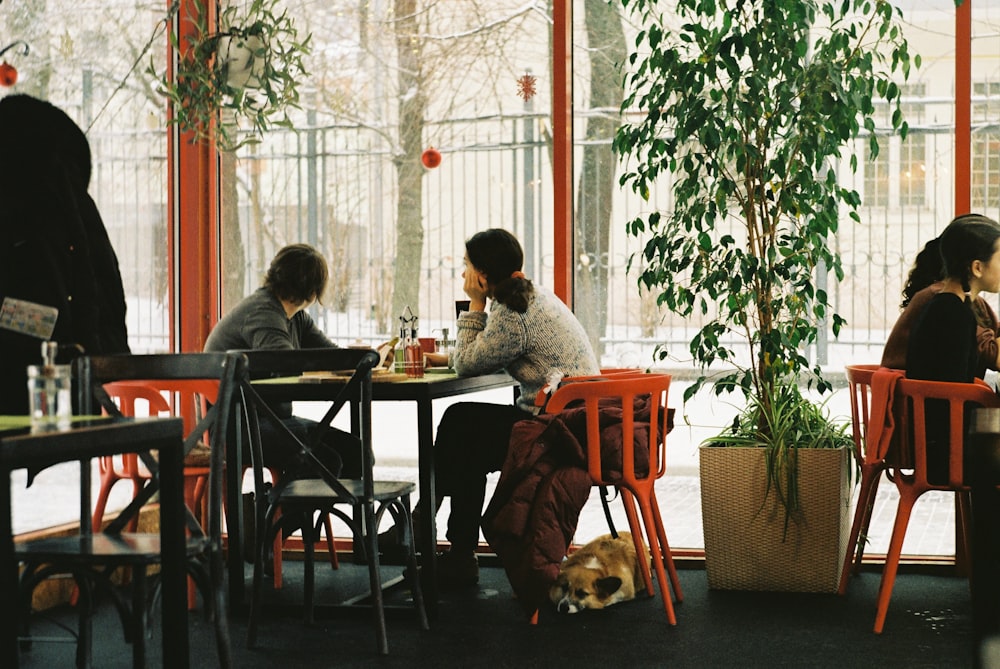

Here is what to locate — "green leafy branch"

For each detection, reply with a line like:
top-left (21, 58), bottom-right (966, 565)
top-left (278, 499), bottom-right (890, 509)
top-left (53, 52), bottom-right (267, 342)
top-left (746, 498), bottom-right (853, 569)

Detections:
top-left (149, 0), bottom-right (311, 151)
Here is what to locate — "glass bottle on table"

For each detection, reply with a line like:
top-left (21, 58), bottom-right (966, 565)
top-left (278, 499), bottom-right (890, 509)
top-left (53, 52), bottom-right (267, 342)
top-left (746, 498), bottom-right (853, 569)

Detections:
top-left (27, 341), bottom-right (72, 431)
top-left (404, 318), bottom-right (424, 378)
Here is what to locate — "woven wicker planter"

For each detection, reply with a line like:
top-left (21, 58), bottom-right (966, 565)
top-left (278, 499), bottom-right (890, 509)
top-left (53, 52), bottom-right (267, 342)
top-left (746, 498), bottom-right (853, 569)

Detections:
top-left (699, 445), bottom-right (852, 592)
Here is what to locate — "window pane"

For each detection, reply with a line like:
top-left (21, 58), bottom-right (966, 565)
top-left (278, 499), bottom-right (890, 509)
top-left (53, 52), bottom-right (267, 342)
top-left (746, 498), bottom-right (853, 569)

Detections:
top-left (221, 1), bottom-right (553, 347)
top-left (0, 0), bottom-right (170, 530)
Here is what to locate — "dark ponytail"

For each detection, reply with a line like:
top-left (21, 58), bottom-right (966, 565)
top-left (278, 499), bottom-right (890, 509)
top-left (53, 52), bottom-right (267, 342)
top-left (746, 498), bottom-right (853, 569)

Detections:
top-left (493, 275), bottom-right (532, 313)
top-left (900, 238), bottom-right (943, 308)
top-left (465, 228), bottom-right (534, 314)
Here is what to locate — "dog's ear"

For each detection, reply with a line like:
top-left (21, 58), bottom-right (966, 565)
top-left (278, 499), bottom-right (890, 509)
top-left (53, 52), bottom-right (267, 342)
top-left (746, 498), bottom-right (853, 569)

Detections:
top-left (595, 576), bottom-right (623, 599)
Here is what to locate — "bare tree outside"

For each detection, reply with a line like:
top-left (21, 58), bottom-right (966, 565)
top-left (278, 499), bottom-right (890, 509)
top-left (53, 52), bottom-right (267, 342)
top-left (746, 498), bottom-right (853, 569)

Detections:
top-left (241, 1), bottom-right (552, 333)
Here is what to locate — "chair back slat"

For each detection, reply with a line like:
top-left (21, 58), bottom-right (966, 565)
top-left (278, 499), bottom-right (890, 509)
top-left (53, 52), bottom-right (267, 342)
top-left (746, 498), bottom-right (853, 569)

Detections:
top-left (894, 377), bottom-right (1000, 489)
top-left (845, 364), bottom-right (881, 467)
top-left (543, 373), bottom-right (672, 486)
top-left (73, 352), bottom-right (242, 538)
top-left (235, 347), bottom-right (380, 505)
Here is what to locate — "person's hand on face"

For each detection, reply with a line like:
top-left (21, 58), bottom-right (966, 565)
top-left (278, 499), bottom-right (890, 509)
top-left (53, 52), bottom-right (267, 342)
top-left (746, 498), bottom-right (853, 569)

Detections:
top-left (462, 256), bottom-right (489, 311)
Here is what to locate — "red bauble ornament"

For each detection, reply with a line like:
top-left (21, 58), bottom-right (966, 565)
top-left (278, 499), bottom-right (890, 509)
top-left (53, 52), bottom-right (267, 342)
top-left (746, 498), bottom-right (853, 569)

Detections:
top-left (421, 147), bottom-right (442, 169)
top-left (0, 62), bottom-right (17, 87)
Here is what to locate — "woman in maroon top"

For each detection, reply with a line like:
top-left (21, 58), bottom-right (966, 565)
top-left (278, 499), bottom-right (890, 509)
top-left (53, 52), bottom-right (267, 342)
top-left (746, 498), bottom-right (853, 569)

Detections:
top-left (882, 215), bottom-right (1000, 376)
top-left (903, 215), bottom-right (1000, 664)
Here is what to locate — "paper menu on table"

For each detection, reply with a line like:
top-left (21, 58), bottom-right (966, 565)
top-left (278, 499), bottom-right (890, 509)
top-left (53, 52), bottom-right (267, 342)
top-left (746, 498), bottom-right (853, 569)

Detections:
top-left (0, 297), bottom-right (58, 339)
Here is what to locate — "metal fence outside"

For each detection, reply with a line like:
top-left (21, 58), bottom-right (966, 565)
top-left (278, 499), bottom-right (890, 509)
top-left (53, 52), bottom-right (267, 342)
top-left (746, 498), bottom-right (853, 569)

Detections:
top-left (89, 112), bottom-right (996, 375)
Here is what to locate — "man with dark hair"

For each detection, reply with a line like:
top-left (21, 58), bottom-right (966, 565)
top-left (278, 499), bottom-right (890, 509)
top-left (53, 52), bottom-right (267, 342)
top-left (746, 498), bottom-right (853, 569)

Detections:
top-left (206, 243), bottom-right (333, 353)
top-left (205, 243), bottom-right (360, 478)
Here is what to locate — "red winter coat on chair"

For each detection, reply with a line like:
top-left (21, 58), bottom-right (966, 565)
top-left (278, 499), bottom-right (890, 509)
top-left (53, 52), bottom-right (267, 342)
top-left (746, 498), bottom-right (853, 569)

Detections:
top-left (482, 396), bottom-right (657, 614)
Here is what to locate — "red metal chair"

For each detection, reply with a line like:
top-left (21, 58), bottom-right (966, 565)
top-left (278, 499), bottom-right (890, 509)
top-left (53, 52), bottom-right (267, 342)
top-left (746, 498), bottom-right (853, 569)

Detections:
top-left (99, 381), bottom-right (339, 593)
top-left (94, 380), bottom-right (217, 533)
top-left (95, 380), bottom-right (219, 610)
top-left (531, 371), bottom-right (682, 624)
top-left (873, 376), bottom-right (1000, 633)
top-left (838, 364), bottom-right (885, 594)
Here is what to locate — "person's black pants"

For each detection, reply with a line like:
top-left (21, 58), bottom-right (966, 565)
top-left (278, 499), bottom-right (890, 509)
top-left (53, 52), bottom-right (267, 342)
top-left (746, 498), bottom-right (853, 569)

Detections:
top-left (256, 414), bottom-right (364, 480)
top-left (433, 401), bottom-right (531, 552)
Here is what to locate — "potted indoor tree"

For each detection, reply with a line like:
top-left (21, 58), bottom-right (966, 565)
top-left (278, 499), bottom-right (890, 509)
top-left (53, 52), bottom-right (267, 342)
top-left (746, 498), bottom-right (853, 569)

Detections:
top-left (152, 0), bottom-right (310, 151)
top-left (613, 0), bottom-right (918, 591)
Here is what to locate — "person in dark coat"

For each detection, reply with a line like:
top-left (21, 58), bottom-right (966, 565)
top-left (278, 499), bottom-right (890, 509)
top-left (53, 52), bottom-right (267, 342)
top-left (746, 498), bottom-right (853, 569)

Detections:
top-left (0, 94), bottom-right (129, 413)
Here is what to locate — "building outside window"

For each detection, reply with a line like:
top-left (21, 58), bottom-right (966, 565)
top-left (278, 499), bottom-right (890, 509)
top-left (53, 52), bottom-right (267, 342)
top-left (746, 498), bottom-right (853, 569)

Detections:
top-left (899, 84), bottom-right (927, 209)
top-left (973, 81), bottom-right (1000, 212)
top-left (864, 83), bottom-right (927, 210)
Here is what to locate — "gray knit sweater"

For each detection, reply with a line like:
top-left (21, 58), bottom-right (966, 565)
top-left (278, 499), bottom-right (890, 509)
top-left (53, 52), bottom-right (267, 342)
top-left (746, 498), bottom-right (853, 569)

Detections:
top-left (452, 284), bottom-right (599, 413)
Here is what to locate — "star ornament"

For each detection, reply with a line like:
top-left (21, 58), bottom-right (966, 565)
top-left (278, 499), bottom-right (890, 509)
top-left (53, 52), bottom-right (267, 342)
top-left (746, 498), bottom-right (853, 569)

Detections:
top-left (516, 73), bottom-right (537, 102)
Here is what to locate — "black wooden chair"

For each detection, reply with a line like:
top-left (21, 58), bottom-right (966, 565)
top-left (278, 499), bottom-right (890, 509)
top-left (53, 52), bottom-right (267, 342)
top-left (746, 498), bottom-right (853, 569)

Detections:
top-left (236, 347), bottom-right (428, 655)
top-left (16, 352), bottom-right (242, 669)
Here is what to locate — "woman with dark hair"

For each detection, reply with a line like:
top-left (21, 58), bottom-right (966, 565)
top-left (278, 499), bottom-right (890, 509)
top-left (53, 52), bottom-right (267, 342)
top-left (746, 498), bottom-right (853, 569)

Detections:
top-left (904, 215), bottom-right (1000, 662)
top-left (882, 213), bottom-right (1000, 375)
top-left (205, 243), bottom-right (360, 479)
top-left (0, 94), bottom-right (130, 413)
top-left (385, 228), bottom-right (599, 588)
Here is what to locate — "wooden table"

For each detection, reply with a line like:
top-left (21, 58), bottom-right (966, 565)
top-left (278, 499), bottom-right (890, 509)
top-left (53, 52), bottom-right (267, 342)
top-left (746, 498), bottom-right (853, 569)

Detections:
top-left (228, 371), bottom-right (516, 610)
top-left (0, 416), bottom-right (187, 668)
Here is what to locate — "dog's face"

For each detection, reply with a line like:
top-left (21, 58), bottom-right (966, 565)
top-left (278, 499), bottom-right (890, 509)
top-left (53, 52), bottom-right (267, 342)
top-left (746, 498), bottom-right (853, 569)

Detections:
top-left (549, 565), bottom-right (626, 614)
top-left (549, 533), bottom-right (642, 614)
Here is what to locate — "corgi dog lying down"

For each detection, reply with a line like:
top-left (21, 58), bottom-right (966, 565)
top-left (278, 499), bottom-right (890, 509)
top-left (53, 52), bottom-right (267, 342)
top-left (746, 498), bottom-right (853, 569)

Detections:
top-left (549, 532), bottom-right (648, 614)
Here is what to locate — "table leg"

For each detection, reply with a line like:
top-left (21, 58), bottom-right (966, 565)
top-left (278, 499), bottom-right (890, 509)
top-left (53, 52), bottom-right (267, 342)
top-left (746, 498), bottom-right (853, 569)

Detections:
top-left (0, 470), bottom-right (17, 668)
top-left (415, 398), bottom-right (438, 613)
top-left (226, 410), bottom-right (245, 609)
top-left (158, 440), bottom-right (190, 668)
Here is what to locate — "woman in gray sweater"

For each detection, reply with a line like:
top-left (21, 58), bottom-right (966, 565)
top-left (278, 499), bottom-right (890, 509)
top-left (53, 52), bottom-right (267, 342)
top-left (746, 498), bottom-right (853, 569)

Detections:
top-left (414, 228), bottom-right (599, 588)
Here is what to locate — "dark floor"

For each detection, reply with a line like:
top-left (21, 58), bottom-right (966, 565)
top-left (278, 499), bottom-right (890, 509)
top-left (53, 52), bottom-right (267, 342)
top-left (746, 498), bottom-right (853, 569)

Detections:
top-left (15, 558), bottom-right (981, 669)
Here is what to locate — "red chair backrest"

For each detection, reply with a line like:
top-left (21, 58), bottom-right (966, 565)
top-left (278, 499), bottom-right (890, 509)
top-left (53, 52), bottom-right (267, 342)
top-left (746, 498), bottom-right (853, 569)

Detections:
top-left (894, 377), bottom-right (1000, 489)
top-left (103, 380), bottom-right (219, 434)
top-left (845, 364), bottom-right (881, 466)
top-left (543, 373), bottom-right (672, 486)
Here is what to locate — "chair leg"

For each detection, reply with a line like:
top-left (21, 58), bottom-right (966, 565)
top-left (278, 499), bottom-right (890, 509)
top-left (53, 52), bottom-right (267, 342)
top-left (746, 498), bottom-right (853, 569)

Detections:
top-left (874, 488), bottom-right (919, 634)
top-left (635, 493), bottom-right (677, 625)
top-left (75, 574), bottom-right (93, 669)
top-left (303, 512), bottom-right (317, 625)
top-left (209, 548), bottom-right (233, 669)
top-left (272, 507), bottom-right (284, 590)
top-left (247, 504), bottom-right (279, 648)
top-left (184, 478), bottom-right (202, 611)
top-left (91, 475), bottom-right (117, 532)
top-left (956, 491), bottom-right (973, 578)
top-left (131, 566), bottom-right (148, 669)
top-left (323, 514), bottom-right (339, 569)
top-left (399, 496), bottom-right (428, 631)
top-left (619, 491), bottom-right (654, 596)
top-left (18, 564), bottom-right (39, 653)
top-left (649, 493), bottom-right (683, 604)
top-left (125, 479), bottom-right (146, 533)
top-left (361, 502), bottom-right (389, 655)
top-left (74, 473), bottom-right (119, 611)
top-left (854, 470), bottom-right (884, 571)
top-left (839, 465), bottom-right (882, 595)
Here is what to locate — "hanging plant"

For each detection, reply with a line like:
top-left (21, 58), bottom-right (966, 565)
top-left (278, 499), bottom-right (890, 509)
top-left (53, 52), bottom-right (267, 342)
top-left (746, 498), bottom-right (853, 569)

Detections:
top-left (151, 0), bottom-right (311, 151)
